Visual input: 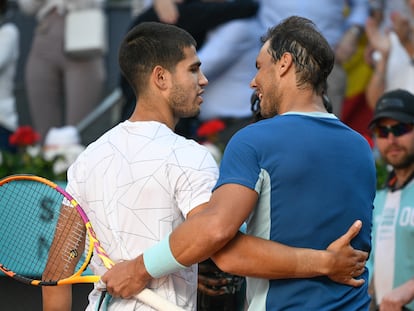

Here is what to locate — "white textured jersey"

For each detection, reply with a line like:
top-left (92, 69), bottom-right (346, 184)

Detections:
top-left (66, 120), bottom-right (219, 310)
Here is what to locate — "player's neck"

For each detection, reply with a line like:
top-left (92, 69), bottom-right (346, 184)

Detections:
top-left (128, 100), bottom-right (177, 131)
top-left (280, 91), bottom-right (326, 114)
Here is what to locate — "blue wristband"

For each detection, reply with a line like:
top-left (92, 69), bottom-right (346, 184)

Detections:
top-left (143, 234), bottom-right (187, 278)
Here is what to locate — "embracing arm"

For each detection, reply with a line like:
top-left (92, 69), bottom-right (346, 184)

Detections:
top-left (172, 183), bottom-right (366, 287)
top-left (212, 222), bottom-right (366, 287)
top-left (103, 184), bottom-right (367, 298)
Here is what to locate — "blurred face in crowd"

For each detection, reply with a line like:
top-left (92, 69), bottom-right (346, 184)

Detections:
top-left (168, 46), bottom-right (208, 119)
top-left (374, 118), bottom-right (414, 169)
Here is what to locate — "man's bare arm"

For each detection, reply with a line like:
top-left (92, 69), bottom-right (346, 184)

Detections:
top-left (212, 221), bottom-right (367, 287)
top-left (103, 184), bottom-right (367, 298)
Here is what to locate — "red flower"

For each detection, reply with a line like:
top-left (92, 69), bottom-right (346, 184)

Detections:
top-left (197, 119), bottom-right (226, 138)
top-left (9, 126), bottom-right (41, 147)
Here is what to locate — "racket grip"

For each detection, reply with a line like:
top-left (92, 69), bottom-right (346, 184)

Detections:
top-left (136, 288), bottom-right (185, 311)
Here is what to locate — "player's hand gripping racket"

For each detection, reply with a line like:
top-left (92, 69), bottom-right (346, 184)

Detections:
top-left (0, 175), bottom-right (184, 311)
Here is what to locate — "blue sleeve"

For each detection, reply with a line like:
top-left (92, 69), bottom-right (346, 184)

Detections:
top-left (214, 129), bottom-right (261, 191)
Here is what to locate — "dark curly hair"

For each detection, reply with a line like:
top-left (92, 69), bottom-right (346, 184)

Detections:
top-left (262, 16), bottom-right (334, 96)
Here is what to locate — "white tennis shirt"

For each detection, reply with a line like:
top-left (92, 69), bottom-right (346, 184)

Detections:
top-left (67, 120), bottom-right (219, 310)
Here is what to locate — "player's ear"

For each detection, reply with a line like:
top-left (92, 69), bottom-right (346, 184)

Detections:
top-left (279, 52), bottom-right (293, 75)
top-left (152, 66), bottom-right (170, 90)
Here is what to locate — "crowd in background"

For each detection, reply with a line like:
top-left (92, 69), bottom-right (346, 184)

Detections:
top-left (2, 0), bottom-right (414, 310)
top-left (1, 0), bottom-right (411, 151)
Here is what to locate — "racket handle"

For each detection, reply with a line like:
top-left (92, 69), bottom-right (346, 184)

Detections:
top-left (136, 288), bottom-right (185, 311)
top-left (96, 280), bottom-right (184, 310)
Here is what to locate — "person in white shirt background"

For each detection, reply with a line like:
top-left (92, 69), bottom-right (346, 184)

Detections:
top-left (16, 0), bottom-right (106, 143)
top-left (365, 0), bottom-right (414, 111)
top-left (0, 0), bottom-right (19, 152)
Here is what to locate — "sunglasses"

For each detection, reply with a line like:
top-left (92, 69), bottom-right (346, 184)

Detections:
top-left (372, 123), bottom-right (414, 138)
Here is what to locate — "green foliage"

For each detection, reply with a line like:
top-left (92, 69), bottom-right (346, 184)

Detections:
top-left (0, 149), bottom-right (67, 181)
top-left (375, 159), bottom-right (389, 189)
top-left (1, 126), bottom-right (67, 181)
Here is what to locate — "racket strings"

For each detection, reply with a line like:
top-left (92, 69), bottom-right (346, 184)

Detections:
top-left (0, 180), bottom-right (60, 277)
top-left (0, 179), bottom-right (89, 284)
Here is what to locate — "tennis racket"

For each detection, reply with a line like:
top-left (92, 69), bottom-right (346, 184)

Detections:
top-left (0, 174), bottom-right (184, 311)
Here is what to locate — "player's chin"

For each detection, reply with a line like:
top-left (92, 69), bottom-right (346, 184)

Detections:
top-left (192, 106), bottom-right (201, 117)
top-left (193, 99), bottom-right (202, 112)
top-left (180, 105), bottom-right (201, 119)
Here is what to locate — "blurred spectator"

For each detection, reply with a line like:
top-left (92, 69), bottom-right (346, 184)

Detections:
top-left (16, 0), bottom-right (106, 142)
top-left (368, 0), bottom-right (409, 32)
top-left (0, 0), bottom-right (19, 152)
top-left (368, 89), bottom-right (414, 311)
top-left (365, 0), bottom-right (414, 110)
top-left (198, 1), bottom-right (370, 144)
top-left (256, 0), bottom-right (369, 118)
top-left (341, 28), bottom-right (374, 137)
top-left (130, 0), bottom-right (150, 17)
top-left (119, 0), bottom-right (259, 139)
top-left (131, 0), bottom-right (181, 23)
top-left (342, 0), bottom-right (409, 137)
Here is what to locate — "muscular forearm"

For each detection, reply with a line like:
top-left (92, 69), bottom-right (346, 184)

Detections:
top-left (212, 221), bottom-right (367, 287)
top-left (170, 186), bottom-right (256, 267)
top-left (103, 209), bottom-right (365, 299)
top-left (105, 204), bottom-right (243, 298)
top-left (211, 232), bottom-right (329, 278)
top-left (170, 206), bottom-right (241, 266)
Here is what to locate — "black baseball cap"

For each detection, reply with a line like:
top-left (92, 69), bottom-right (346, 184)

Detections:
top-left (369, 89), bottom-right (414, 127)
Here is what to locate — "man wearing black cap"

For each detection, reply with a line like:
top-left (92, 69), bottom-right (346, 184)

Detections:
top-left (369, 89), bottom-right (414, 310)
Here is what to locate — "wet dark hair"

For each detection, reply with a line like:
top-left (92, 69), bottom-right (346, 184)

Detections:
top-left (262, 16), bottom-right (334, 96)
top-left (118, 21), bottom-right (197, 97)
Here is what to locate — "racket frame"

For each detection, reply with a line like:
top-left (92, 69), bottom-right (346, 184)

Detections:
top-left (0, 174), bottom-right (185, 311)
